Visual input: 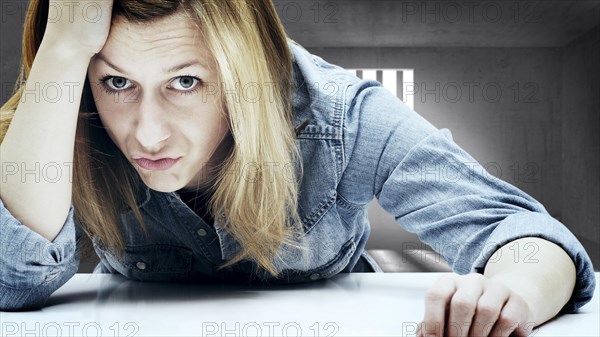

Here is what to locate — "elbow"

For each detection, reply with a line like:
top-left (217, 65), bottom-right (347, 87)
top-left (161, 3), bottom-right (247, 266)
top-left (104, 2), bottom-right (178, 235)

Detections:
top-left (0, 253), bottom-right (79, 311)
top-left (0, 286), bottom-right (50, 311)
top-left (0, 266), bottom-right (78, 311)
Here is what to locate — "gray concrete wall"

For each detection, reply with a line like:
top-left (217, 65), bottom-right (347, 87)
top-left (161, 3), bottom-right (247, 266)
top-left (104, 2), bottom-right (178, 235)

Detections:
top-left (561, 24), bottom-right (600, 267)
top-left (0, 0), bottom-right (26, 105)
top-left (277, 0), bottom-right (600, 48)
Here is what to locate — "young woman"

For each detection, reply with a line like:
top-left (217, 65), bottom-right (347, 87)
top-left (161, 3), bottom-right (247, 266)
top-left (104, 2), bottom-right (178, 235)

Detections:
top-left (0, 0), bottom-right (595, 336)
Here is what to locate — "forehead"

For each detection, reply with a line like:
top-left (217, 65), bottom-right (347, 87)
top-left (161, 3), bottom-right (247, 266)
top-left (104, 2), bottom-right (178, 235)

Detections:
top-left (98, 12), bottom-right (214, 69)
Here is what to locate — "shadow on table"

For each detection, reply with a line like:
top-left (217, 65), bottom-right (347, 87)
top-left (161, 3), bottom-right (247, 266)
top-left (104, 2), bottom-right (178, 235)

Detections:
top-left (44, 272), bottom-right (423, 308)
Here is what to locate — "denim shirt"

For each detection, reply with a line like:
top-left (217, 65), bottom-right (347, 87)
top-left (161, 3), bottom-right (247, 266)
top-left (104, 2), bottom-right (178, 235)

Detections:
top-left (0, 40), bottom-right (595, 311)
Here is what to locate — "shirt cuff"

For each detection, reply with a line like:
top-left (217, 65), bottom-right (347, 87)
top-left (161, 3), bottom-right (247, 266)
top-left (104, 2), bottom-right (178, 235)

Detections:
top-left (0, 197), bottom-right (78, 289)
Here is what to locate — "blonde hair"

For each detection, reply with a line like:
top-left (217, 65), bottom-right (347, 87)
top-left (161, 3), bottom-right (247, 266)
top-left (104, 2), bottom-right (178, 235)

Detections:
top-left (0, 0), bottom-right (307, 278)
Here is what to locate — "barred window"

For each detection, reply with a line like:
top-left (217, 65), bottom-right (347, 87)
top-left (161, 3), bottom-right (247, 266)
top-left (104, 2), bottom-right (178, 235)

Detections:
top-left (347, 68), bottom-right (415, 110)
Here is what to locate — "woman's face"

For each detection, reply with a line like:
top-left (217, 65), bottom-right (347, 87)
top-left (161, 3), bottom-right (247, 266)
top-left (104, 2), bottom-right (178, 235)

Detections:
top-left (88, 12), bottom-right (230, 193)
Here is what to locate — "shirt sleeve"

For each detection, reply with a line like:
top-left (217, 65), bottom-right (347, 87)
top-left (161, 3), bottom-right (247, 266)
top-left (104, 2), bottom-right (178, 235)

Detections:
top-left (0, 196), bottom-right (80, 311)
top-left (343, 80), bottom-right (596, 314)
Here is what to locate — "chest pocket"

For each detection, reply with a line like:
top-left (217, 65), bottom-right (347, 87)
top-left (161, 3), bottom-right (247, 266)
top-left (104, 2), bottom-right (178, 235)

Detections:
top-left (95, 241), bottom-right (193, 283)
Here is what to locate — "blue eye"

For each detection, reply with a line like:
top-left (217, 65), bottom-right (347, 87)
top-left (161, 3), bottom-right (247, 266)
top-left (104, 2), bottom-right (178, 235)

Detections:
top-left (171, 76), bottom-right (199, 90)
top-left (103, 76), bottom-right (132, 91)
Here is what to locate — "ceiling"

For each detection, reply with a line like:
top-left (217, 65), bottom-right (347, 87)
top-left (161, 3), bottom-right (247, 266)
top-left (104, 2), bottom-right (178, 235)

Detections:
top-left (277, 0), bottom-right (600, 47)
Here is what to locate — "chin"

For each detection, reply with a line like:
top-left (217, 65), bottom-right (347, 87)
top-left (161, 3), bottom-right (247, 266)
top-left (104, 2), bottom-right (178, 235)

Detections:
top-left (148, 186), bottom-right (178, 193)
top-left (139, 175), bottom-right (184, 193)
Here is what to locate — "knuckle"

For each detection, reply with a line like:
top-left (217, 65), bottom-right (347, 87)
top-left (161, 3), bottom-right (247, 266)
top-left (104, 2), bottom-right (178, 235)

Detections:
top-left (425, 288), bottom-right (447, 302)
top-left (509, 293), bottom-right (528, 307)
top-left (451, 297), bottom-right (476, 313)
top-left (475, 302), bottom-right (499, 318)
top-left (497, 311), bottom-right (520, 326)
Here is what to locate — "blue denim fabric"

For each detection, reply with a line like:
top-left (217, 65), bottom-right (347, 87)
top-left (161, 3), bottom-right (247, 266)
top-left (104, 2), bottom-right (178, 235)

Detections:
top-left (0, 40), bottom-right (595, 311)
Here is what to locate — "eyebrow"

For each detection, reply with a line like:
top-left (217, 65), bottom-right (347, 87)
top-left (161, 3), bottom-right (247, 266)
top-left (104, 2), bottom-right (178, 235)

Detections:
top-left (94, 53), bottom-right (207, 75)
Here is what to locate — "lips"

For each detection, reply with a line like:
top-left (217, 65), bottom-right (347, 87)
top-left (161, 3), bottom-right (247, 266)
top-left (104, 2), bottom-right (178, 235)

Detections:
top-left (134, 157), bottom-right (180, 171)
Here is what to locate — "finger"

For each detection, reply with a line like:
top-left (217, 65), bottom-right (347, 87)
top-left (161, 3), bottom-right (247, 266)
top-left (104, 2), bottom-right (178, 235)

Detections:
top-left (487, 294), bottom-right (532, 337)
top-left (469, 283), bottom-right (510, 337)
top-left (447, 274), bottom-right (485, 337)
top-left (420, 274), bottom-right (457, 337)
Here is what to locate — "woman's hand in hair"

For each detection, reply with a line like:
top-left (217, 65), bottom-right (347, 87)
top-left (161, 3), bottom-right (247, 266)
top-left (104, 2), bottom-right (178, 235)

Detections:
top-left (43, 0), bottom-right (114, 58)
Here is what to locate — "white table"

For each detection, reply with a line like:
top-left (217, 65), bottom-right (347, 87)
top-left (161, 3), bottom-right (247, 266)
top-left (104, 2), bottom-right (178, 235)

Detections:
top-left (1, 272), bottom-right (598, 336)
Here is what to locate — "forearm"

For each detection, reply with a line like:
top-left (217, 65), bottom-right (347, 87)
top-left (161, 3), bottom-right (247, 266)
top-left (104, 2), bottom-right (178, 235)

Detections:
top-left (483, 237), bottom-right (576, 327)
top-left (0, 38), bottom-right (91, 241)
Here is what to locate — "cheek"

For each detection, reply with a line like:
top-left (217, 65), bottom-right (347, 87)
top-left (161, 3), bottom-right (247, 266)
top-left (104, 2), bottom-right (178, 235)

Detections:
top-left (96, 106), bottom-right (120, 131)
top-left (91, 90), bottom-right (129, 127)
top-left (201, 112), bottom-right (228, 141)
top-left (97, 113), bottom-right (121, 145)
top-left (88, 77), bottom-right (125, 114)
top-left (94, 102), bottom-right (129, 145)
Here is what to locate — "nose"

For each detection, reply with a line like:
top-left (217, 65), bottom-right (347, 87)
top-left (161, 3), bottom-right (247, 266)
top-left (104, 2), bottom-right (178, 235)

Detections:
top-left (134, 93), bottom-right (171, 152)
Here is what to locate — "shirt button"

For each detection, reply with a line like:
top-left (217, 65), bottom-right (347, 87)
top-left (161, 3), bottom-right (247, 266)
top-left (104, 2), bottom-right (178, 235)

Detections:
top-left (309, 273), bottom-right (320, 280)
top-left (136, 262), bottom-right (146, 270)
top-left (197, 228), bottom-right (207, 236)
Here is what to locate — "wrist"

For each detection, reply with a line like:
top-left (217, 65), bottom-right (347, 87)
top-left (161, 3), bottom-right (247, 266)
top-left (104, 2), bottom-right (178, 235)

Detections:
top-left (483, 237), bottom-right (577, 326)
top-left (38, 33), bottom-right (96, 63)
top-left (486, 272), bottom-right (546, 326)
